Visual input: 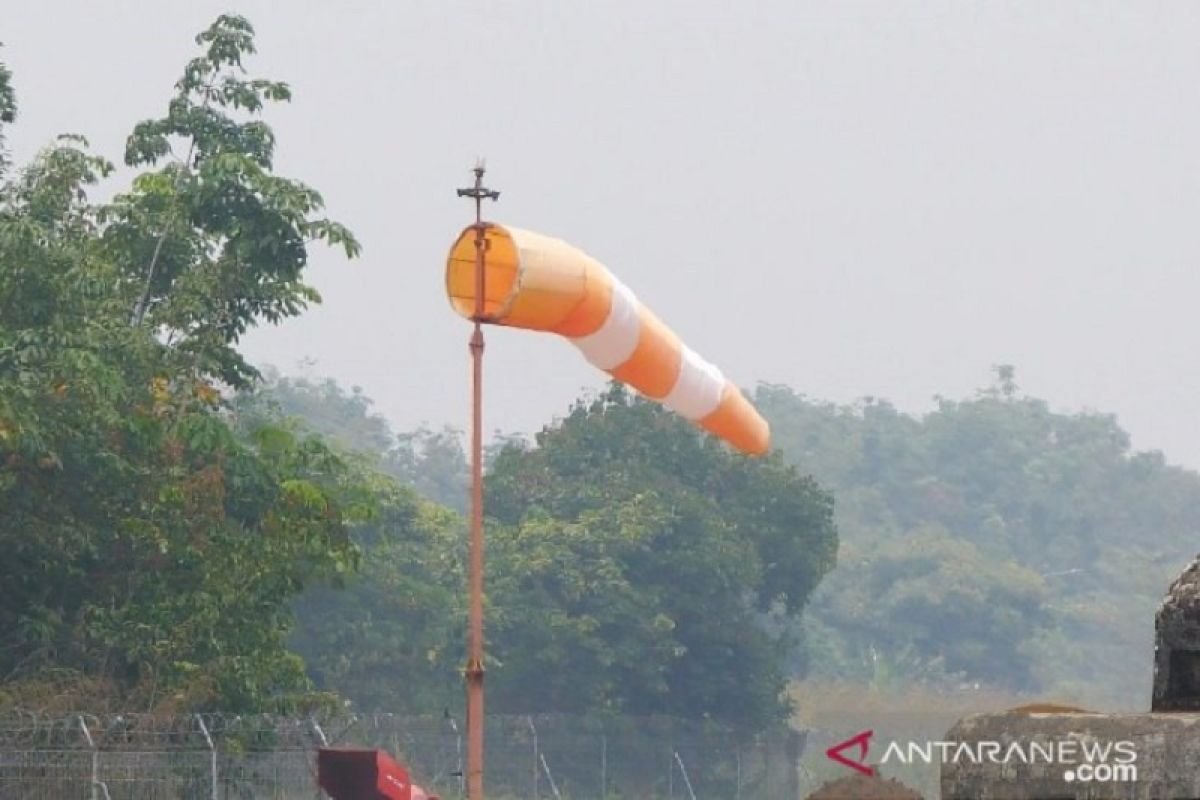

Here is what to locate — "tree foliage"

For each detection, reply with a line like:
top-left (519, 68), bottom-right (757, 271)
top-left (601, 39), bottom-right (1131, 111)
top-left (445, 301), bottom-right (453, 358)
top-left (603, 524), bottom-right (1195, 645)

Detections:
top-left (756, 368), bottom-right (1200, 704)
top-left (108, 14), bottom-right (358, 385)
top-left (0, 48), bottom-right (15, 173)
top-left (250, 369), bottom-right (469, 512)
top-left (261, 379), bottom-right (838, 730)
top-left (0, 16), bottom-right (363, 712)
top-left (287, 466), bottom-right (466, 714)
top-left (483, 386), bottom-right (838, 727)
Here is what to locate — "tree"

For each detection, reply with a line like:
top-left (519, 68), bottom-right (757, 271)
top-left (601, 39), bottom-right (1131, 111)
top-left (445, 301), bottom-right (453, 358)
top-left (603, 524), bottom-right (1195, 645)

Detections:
top-left (755, 373), bottom-right (1200, 706)
top-left (287, 469), bottom-right (466, 714)
top-left (0, 16), bottom-right (365, 712)
top-left (107, 14), bottom-right (358, 385)
top-left (246, 369), bottom-right (470, 512)
top-left (389, 425), bottom-right (469, 512)
top-left (808, 526), bottom-right (1050, 689)
top-left (248, 369), bottom-right (396, 455)
top-left (251, 378), bottom-right (836, 727)
top-left (482, 385), bottom-right (838, 729)
top-left (0, 49), bottom-right (15, 173)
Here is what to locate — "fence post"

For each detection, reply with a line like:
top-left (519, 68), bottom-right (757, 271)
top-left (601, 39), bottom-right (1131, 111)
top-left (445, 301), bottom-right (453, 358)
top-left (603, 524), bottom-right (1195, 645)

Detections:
top-left (672, 751), bottom-right (697, 800)
top-left (539, 752), bottom-right (563, 800)
top-left (310, 720), bottom-right (328, 747)
top-left (78, 715), bottom-right (112, 800)
top-left (600, 734), bottom-right (607, 800)
top-left (447, 715), bottom-right (464, 798)
top-left (197, 714), bottom-right (217, 800)
top-left (78, 715), bottom-right (98, 800)
top-left (736, 746), bottom-right (742, 800)
top-left (527, 716), bottom-right (539, 800)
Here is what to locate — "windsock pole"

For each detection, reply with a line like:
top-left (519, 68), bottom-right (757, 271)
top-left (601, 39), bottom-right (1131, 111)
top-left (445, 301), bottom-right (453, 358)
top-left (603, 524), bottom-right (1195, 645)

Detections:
top-left (456, 162), bottom-right (499, 800)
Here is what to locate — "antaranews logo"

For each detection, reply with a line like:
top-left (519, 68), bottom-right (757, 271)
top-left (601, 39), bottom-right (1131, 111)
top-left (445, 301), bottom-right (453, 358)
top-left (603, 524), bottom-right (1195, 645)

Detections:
top-left (825, 730), bottom-right (874, 776)
top-left (825, 730), bottom-right (1138, 785)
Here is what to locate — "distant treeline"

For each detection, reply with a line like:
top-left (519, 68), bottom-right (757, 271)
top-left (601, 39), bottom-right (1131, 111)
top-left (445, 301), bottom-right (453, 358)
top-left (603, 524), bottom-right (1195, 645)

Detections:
top-left (258, 362), bottom-right (1200, 717)
top-left (262, 377), bottom-right (838, 729)
top-left (760, 368), bottom-right (1199, 709)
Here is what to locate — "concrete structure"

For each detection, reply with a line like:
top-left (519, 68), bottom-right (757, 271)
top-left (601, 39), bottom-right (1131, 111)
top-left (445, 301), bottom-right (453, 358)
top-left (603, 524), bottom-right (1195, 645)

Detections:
top-left (941, 710), bottom-right (1200, 799)
top-left (942, 557), bottom-right (1200, 799)
top-left (1153, 555), bottom-right (1200, 712)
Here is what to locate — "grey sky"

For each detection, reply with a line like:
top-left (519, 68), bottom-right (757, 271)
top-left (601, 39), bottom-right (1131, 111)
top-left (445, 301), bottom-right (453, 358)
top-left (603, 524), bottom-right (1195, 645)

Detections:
top-left (7, 1), bottom-right (1199, 466)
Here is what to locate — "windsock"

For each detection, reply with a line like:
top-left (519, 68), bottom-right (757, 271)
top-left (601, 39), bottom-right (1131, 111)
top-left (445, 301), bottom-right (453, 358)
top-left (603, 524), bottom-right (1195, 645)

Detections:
top-left (446, 224), bottom-right (769, 455)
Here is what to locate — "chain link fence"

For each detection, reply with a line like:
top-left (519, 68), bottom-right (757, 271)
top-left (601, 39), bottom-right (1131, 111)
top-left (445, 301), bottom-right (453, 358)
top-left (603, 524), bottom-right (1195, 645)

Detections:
top-left (0, 712), bottom-right (806, 799)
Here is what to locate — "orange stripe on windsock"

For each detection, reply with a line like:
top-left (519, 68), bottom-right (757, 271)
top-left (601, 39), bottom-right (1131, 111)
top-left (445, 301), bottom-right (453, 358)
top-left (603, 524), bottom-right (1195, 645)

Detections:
top-left (700, 382), bottom-right (770, 456)
top-left (608, 305), bottom-right (683, 400)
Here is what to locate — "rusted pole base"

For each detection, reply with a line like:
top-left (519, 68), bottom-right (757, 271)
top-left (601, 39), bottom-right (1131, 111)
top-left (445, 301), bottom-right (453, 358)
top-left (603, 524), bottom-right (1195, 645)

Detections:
top-left (465, 656), bottom-right (485, 799)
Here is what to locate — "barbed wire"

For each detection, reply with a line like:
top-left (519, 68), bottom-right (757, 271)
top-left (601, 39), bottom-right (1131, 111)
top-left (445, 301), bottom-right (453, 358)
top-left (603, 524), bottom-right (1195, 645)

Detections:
top-left (0, 712), bottom-right (808, 798)
top-left (0, 711), bottom-right (772, 750)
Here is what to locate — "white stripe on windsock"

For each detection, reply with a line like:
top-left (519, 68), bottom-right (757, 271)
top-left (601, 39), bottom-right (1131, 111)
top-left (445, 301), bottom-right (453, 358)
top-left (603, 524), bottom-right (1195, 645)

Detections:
top-left (662, 346), bottom-right (725, 420)
top-left (570, 279), bottom-right (640, 370)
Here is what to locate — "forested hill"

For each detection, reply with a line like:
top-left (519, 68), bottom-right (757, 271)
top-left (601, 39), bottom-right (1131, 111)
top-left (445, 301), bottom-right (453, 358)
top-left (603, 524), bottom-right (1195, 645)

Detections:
top-left (261, 379), bottom-right (839, 728)
top-left (261, 367), bottom-right (1200, 710)
top-left (753, 368), bottom-right (1200, 708)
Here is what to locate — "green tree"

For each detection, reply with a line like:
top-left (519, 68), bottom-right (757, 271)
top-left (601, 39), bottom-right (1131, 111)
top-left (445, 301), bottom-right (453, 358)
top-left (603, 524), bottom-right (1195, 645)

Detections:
top-left (483, 385), bottom-right (838, 729)
top-left (0, 16), bottom-right (365, 712)
top-left (0, 49), bottom-right (15, 173)
top-left (755, 370), bottom-right (1200, 706)
top-left (389, 425), bottom-right (469, 512)
top-left (249, 369), bottom-right (396, 455)
top-left (107, 14), bottom-right (358, 385)
top-left (808, 526), bottom-right (1050, 689)
top-left (247, 369), bottom-right (469, 511)
top-left (287, 468), bottom-right (465, 714)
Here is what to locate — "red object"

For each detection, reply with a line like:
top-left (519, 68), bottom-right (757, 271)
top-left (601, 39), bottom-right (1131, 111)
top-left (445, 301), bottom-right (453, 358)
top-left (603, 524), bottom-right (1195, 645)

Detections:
top-left (825, 730), bottom-right (875, 777)
top-left (318, 748), bottom-right (420, 800)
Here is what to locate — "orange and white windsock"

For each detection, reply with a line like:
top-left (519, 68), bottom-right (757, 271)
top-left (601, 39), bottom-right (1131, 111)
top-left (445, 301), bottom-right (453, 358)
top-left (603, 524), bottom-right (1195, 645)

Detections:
top-left (446, 224), bottom-right (770, 456)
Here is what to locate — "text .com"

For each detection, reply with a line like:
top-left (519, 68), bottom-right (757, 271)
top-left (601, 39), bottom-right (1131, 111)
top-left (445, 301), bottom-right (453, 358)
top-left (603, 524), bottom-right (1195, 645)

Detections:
top-left (827, 730), bottom-right (1138, 784)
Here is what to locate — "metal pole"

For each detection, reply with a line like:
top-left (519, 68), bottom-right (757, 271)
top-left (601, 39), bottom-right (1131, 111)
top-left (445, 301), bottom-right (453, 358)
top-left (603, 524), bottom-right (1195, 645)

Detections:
top-left (466, 219), bottom-right (486, 800)
top-left (457, 162), bottom-right (499, 800)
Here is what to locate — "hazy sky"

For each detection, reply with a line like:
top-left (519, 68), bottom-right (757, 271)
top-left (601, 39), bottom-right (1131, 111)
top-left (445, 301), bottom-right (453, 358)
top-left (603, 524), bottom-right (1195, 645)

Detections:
top-left (6, 1), bottom-right (1200, 466)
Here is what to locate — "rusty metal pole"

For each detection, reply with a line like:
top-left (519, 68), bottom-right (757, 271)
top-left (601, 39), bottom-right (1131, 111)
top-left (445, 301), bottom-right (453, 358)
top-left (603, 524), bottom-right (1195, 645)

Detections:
top-left (456, 163), bottom-right (499, 800)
